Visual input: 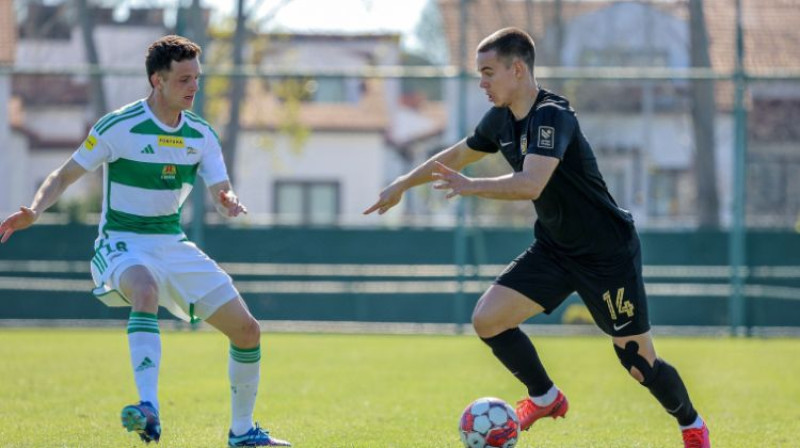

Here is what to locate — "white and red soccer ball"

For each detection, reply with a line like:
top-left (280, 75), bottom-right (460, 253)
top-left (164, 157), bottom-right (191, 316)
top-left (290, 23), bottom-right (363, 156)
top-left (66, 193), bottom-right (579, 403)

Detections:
top-left (459, 397), bottom-right (519, 448)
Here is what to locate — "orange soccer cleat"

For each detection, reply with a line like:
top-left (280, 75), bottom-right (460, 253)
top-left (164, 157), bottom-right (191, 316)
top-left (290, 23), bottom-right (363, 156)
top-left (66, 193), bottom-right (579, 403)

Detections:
top-left (515, 390), bottom-right (569, 432)
top-left (682, 422), bottom-right (711, 448)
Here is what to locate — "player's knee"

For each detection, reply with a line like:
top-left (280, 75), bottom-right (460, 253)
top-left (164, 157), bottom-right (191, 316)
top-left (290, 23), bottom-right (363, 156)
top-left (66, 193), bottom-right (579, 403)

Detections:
top-left (613, 340), bottom-right (657, 384)
top-left (471, 308), bottom-right (499, 338)
top-left (128, 282), bottom-right (159, 311)
top-left (236, 317), bottom-right (261, 347)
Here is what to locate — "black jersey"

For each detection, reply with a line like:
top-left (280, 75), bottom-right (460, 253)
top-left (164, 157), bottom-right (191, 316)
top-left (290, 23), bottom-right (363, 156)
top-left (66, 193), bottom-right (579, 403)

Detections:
top-left (466, 88), bottom-right (635, 260)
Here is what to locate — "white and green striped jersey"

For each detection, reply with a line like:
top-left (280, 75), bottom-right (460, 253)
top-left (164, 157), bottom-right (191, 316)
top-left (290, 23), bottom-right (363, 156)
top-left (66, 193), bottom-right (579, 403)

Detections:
top-left (72, 99), bottom-right (229, 238)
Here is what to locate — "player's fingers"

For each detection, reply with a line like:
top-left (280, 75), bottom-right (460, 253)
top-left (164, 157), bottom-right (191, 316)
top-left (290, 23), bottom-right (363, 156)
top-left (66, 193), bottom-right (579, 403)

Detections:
top-left (0, 229), bottom-right (13, 243)
top-left (363, 201), bottom-right (382, 215)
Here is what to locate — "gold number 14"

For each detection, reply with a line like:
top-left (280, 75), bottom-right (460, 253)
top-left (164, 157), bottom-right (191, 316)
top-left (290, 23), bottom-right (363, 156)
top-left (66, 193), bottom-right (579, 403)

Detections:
top-left (603, 288), bottom-right (634, 320)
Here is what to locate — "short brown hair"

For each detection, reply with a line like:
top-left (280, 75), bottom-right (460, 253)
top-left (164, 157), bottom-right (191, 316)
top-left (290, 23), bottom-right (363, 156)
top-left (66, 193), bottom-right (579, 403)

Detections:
top-left (145, 35), bottom-right (202, 87)
top-left (477, 27), bottom-right (536, 73)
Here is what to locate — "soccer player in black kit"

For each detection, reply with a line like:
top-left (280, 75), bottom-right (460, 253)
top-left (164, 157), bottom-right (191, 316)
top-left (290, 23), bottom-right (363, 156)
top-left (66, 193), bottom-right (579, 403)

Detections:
top-left (364, 27), bottom-right (710, 448)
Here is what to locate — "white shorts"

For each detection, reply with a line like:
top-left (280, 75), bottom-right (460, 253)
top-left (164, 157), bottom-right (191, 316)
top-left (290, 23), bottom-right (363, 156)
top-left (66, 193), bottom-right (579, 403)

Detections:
top-left (90, 233), bottom-right (239, 322)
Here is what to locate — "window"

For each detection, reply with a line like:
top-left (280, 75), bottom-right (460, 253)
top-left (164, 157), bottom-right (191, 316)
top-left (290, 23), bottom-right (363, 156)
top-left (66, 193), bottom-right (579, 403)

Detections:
top-left (648, 169), bottom-right (680, 217)
top-left (274, 181), bottom-right (340, 225)
top-left (749, 162), bottom-right (785, 213)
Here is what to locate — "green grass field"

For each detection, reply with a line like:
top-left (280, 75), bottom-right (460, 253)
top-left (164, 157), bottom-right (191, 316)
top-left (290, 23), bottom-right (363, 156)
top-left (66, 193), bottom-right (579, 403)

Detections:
top-left (1, 329), bottom-right (798, 447)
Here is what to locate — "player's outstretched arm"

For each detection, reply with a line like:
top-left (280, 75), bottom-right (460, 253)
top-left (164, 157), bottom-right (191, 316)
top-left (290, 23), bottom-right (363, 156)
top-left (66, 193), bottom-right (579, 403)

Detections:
top-left (433, 154), bottom-right (559, 201)
top-left (0, 158), bottom-right (87, 243)
top-left (208, 180), bottom-right (248, 218)
top-left (364, 138), bottom-right (486, 215)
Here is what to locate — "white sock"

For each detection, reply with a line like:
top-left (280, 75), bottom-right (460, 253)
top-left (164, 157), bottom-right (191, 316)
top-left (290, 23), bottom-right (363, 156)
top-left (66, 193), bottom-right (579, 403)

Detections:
top-left (531, 385), bottom-right (559, 407)
top-left (680, 415), bottom-right (705, 430)
top-left (229, 344), bottom-right (261, 435)
top-left (127, 312), bottom-right (161, 411)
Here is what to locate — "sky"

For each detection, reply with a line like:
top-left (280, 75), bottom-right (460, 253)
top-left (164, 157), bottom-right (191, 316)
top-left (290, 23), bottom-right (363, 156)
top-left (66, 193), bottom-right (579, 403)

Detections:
top-left (203, 0), bottom-right (431, 47)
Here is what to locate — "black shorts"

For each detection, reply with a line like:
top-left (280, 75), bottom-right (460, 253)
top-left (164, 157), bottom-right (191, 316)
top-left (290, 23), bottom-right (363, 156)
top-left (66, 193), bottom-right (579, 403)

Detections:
top-left (494, 234), bottom-right (650, 337)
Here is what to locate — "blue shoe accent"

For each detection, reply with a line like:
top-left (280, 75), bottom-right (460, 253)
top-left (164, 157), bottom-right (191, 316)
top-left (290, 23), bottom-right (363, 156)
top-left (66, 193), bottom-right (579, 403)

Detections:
top-left (121, 401), bottom-right (161, 444)
top-left (228, 423), bottom-right (291, 447)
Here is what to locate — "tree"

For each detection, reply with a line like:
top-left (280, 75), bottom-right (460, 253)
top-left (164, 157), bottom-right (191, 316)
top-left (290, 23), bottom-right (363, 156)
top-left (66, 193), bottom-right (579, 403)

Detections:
top-left (689, 0), bottom-right (720, 227)
top-left (75, 0), bottom-right (108, 120)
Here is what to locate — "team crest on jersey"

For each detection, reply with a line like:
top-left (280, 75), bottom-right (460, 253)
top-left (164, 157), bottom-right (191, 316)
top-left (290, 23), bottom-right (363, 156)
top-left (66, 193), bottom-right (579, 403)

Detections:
top-left (538, 126), bottom-right (554, 149)
top-left (520, 134), bottom-right (528, 155)
top-left (161, 164), bottom-right (177, 180)
top-left (158, 136), bottom-right (185, 148)
top-left (83, 135), bottom-right (97, 151)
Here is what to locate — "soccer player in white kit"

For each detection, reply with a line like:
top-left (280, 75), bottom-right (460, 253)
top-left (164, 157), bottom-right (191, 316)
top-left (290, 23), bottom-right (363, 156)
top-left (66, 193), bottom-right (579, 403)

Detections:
top-left (0, 35), bottom-right (291, 447)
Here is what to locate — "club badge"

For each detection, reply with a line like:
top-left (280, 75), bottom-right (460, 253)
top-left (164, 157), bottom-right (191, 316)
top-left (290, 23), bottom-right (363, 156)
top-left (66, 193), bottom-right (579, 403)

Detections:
top-left (520, 134), bottom-right (528, 155)
top-left (538, 126), bottom-right (554, 149)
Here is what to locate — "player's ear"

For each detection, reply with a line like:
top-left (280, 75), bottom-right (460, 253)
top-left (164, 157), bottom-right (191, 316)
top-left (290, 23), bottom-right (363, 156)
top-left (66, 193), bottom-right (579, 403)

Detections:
top-left (149, 72), bottom-right (160, 89)
top-left (151, 71), bottom-right (167, 89)
top-left (514, 58), bottom-right (525, 79)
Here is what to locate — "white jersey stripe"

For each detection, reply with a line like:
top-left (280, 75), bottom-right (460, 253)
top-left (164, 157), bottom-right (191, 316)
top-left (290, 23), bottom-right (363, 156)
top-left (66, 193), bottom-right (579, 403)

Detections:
top-left (109, 182), bottom-right (186, 217)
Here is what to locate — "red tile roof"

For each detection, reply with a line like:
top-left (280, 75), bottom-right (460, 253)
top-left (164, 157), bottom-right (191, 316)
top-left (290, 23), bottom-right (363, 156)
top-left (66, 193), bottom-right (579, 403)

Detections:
top-left (239, 78), bottom-right (390, 132)
top-left (437, 0), bottom-right (800, 72)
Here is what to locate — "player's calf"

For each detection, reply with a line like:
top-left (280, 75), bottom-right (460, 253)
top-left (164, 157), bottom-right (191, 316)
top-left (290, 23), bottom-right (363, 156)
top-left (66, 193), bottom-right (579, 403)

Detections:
top-left (613, 341), bottom-right (699, 426)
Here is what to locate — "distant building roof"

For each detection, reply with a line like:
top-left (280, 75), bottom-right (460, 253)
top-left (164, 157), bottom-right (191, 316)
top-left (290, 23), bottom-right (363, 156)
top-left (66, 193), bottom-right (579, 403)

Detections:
top-left (437, 0), bottom-right (800, 71)
top-left (0, 0), bottom-right (15, 63)
top-left (240, 78), bottom-right (390, 132)
top-left (235, 32), bottom-right (401, 133)
top-left (19, 4), bottom-right (167, 39)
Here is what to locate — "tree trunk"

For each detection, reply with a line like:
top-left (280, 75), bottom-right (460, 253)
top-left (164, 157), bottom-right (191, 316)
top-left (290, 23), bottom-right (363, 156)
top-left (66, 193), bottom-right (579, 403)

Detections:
top-left (221, 0), bottom-right (247, 185)
top-left (689, 0), bottom-right (720, 228)
top-left (75, 0), bottom-right (107, 120)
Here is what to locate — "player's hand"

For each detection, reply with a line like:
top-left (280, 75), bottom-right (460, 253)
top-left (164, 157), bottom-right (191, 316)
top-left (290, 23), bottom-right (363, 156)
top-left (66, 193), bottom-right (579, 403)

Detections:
top-left (364, 182), bottom-right (404, 215)
top-left (218, 190), bottom-right (248, 217)
top-left (0, 206), bottom-right (38, 243)
top-left (432, 161), bottom-right (472, 199)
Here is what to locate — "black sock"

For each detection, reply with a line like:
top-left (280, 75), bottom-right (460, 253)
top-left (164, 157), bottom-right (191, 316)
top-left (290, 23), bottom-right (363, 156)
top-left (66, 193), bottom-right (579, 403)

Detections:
top-left (642, 359), bottom-right (699, 426)
top-left (480, 328), bottom-right (553, 397)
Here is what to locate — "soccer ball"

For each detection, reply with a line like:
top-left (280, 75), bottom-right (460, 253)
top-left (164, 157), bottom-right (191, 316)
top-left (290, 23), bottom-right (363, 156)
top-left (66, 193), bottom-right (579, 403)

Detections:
top-left (458, 397), bottom-right (519, 448)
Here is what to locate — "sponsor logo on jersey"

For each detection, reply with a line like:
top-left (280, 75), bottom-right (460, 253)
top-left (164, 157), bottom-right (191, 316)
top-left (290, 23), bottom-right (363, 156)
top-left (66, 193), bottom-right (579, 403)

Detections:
top-left (520, 134), bottom-right (528, 155)
top-left (537, 126), bottom-right (554, 149)
top-left (161, 164), bottom-right (177, 180)
top-left (158, 135), bottom-right (186, 148)
top-left (83, 135), bottom-right (97, 151)
top-left (141, 144), bottom-right (155, 154)
top-left (186, 147), bottom-right (198, 155)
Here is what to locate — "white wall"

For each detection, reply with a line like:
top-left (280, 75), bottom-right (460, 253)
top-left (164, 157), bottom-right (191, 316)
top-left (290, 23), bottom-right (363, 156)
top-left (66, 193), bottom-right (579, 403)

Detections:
top-left (16, 25), bottom-right (164, 111)
top-left (22, 106), bottom-right (88, 140)
top-left (235, 131), bottom-right (389, 225)
top-left (0, 76), bottom-right (14, 214)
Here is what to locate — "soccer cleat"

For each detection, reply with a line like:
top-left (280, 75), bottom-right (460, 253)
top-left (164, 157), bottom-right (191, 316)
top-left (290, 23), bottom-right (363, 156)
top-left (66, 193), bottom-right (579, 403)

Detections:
top-left (228, 423), bottom-right (291, 447)
top-left (121, 401), bottom-right (161, 444)
top-left (515, 390), bottom-right (569, 431)
top-left (682, 422), bottom-right (711, 448)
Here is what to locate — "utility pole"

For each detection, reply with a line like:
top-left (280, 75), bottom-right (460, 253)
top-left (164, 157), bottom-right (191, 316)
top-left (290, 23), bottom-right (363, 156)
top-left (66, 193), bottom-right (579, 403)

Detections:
top-left (729, 0), bottom-right (748, 336)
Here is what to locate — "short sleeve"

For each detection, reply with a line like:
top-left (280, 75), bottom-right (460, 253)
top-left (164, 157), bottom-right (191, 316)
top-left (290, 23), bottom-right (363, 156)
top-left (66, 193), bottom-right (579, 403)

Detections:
top-left (71, 128), bottom-right (112, 171)
top-left (198, 132), bottom-right (230, 186)
top-left (465, 108), bottom-right (501, 153)
top-left (526, 105), bottom-right (576, 160)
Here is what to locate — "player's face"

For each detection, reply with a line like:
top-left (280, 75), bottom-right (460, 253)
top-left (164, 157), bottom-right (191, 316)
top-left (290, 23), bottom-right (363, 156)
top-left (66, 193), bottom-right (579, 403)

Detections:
top-left (476, 50), bottom-right (520, 107)
top-left (155, 58), bottom-right (201, 111)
